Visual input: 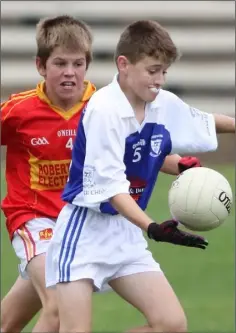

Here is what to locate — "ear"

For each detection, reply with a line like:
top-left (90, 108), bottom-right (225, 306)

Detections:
top-left (116, 55), bottom-right (129, 73)
top-left (36, 57), bottom-right (46, 77)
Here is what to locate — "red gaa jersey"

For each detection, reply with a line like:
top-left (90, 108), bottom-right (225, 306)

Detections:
top-left (1, 80), bottom-right (96, 239)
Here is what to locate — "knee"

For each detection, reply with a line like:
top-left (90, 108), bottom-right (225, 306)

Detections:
top-left (42, 300), bottom-right (59, 322)
top-left (1, 322), bottom-right (18, 333)
top-left (41, 302), bottom-right (59, 332)
top-left (153, 313), bottom-right (188, 333)
top-left (167, 315), bottom-right (187, 333)
top-left (1, 320), bottom-right (21, 333)
top-left (1, 313), bottom-right (21, 333)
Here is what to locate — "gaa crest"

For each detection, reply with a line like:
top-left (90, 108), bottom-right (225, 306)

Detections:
top-left (150, 134), bottom-right (163, 157)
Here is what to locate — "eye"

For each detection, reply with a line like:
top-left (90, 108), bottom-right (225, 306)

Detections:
top-left (148, 70), bottom-right (157, 75)
top-left (75, 62), bottom-right (85, 67)
top-left (55, 62), bottom-right (65, 67)
top-left (148, 69), bottom-right (168, 75)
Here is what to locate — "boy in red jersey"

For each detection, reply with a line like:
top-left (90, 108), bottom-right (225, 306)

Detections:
top-left (1, 15), bottom-right (202, 333)
top-left (1, 15), bottom-right (95, 333)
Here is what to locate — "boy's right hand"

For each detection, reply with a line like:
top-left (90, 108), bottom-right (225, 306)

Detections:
top-left (147, 220), bottom-right (208, 250)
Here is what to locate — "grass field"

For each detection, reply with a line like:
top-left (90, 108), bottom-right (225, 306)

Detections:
top-left (1, 164), bottom-right (235, 332)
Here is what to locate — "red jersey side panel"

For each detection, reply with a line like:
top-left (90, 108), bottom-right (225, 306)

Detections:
top-left (1, 81), bottom-right (96, 239)
top-left (1, 91), bottom-right (37, 145)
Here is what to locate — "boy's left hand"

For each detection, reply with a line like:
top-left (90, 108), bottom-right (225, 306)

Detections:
top-left (178, 156), bottom-right (201, 174)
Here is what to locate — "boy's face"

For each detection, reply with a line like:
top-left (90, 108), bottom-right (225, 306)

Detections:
top-left (119, 55), bottom-right (169, 103)
top-left (36, 47), bottom-right (87, 107)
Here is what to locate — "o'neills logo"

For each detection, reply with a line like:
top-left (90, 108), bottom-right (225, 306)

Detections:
top-left (218, 191), bottom-right (232, 214)
top-left (57, 129), bottom-right (76, 137)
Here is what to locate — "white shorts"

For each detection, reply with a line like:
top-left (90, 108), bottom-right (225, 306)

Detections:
top-left (45, 204), bottom-right (162, 292)
top-left (12, 217), bottom-right (56, 279)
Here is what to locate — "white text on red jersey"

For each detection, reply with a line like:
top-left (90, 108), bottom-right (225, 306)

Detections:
top-left (57, 129), bottom-right (77, 137)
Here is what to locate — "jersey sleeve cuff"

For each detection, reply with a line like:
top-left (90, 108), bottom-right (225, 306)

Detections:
top-left (207, 113), bottom-right (218, 151)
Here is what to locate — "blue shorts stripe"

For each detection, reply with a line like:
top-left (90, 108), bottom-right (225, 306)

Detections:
top-left (66, 208), bottom-right (88, 281)
top-left (58, 206), bottom-right (78, 282)
top-left (60, 207), bottom-right (83, 282)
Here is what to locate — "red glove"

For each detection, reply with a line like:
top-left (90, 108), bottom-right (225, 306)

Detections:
top-left (178, 156), bottom-right (201, 174)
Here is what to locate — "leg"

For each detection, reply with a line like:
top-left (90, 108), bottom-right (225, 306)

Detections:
top-left (26, 254), bottom-right (59, 333)
top-left (11, 218), bottom-right (59, 332)
top-left (1, 275), bottom-right (41, 333)
top-left (109, 271), bottom-right (187, 333)
top-left (56, 279), bottom-right (93, 333)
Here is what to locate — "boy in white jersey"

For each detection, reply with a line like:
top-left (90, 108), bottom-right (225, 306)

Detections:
top-left (46, 20), bottom-right (235, 333)
top-left (1, 16), bottom-right (200, 333)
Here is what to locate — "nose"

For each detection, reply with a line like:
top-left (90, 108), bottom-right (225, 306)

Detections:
top-left (154, 72), bottom-right (166, 86)
top-left (64, 65), bottom-right (75, 76)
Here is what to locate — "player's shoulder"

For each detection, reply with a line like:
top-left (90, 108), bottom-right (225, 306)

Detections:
top-left (1, 88), bottom-right (38, 118)
top-left (84, 83), bottom-right (119, 118)
top-left (152, 89), bottom-right (191, 118)
top-left (155, 89), bottom-right (183, 107)
top-left (87, 83), bottom-right (112, 106)
top-left (86, 76), bottom-right (135, 121)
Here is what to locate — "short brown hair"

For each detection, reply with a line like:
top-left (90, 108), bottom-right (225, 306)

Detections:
top-left (36, 15), bottom-right (93, 68)
top-left (115, 20), bottom-right (180, 65)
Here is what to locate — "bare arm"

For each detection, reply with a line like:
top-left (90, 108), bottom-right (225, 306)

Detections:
top-left (109, 191), bottom-right (208, 250)
top-left (214, 114), bottom-right (235, 133)
top-left (160, 154), bottom-right (181, 175)
top-left (110, 193), bottom-right (153, 231)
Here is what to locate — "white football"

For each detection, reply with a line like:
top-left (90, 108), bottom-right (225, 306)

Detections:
top-left (168, 167), bottom-right (233, 231)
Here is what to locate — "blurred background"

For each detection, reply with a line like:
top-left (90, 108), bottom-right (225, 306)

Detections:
top-left (1, 1), bottom-right (235, 332)
top-left (1, 0), bottom-right (235, 163)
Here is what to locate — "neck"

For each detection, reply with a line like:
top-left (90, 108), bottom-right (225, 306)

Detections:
top-left (44, 85), bottom-right (84, 111)
top-left (118, 75), bottom-right (146, 124)
top-left (118, 75), bottom-right (145, 112)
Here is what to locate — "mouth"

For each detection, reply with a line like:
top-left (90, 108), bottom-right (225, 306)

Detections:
top-left (149, 87), bottom-right (160, 94)
top-left (60, 81), bottom-right (76, 88)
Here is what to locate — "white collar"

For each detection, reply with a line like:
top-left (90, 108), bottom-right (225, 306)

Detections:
top-left (109, 73), bottom-right (161, 118)
top-left (109, 74), bottom-right (134, 118)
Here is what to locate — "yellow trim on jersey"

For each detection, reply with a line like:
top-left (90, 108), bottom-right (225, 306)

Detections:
top-left (36, 81), bottom-right (96, 120)
top-left (1, 90), bottom-right (37, 110)
top-left (2, 93), bottom-right (37, 121)
top-left (11, 88), bottom-right (37, 97)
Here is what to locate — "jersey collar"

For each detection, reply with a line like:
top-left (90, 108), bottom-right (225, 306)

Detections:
top-left (36, 80), bottom-right (96, 119)
top-left (110, 74), bottom-right (135, 118)
top-left (110, 74), bottom-right (161, 118)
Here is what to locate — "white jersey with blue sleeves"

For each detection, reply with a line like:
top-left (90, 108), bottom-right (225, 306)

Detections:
top-left (62, 75), bottom-right (217, 213)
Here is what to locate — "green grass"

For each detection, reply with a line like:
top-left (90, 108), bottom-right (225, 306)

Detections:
top-left (1, 164), bottom-right (235, 332)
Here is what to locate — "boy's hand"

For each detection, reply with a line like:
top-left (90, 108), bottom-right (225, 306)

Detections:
top-left (178, 156), bottom-right (201, 174)
top-left (147, 220), bottom-right (208, 250)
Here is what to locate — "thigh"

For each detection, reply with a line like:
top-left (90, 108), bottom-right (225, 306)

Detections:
top-left (1, 275), bottom-right (41, 333)
top-left (26, 253), bottom-right (56, 307)
top-left (109, 271), bottom-right (186, 329)
top-left (56, 279), bottom-right (93, 332)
